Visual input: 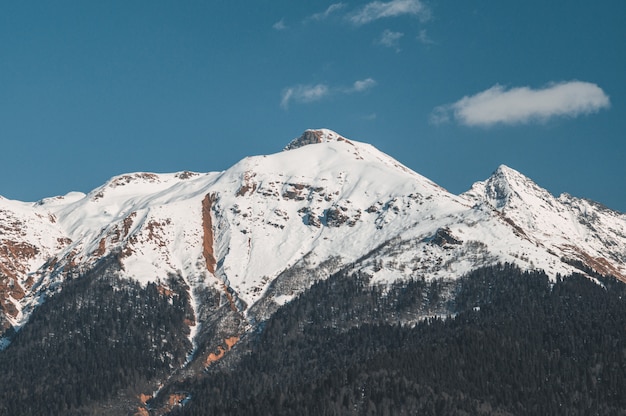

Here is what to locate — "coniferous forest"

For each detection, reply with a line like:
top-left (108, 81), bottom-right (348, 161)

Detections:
top-left (1, 261), bottom-right (626, 415)
top-left (0, 256), bottom-right (193, 415)
top-left (171, 264), bottom-right (626, 416)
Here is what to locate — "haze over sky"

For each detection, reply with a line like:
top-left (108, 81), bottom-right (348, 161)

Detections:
top-left (1, 1), bottom-right (625, 212)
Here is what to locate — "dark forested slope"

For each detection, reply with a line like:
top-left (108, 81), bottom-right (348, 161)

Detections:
top-left (0, 256), bottom-right (194, 415)
top-left (172, 264), bottom-right (626, 416)
top-left (1, 260), bottom-right (625, 416)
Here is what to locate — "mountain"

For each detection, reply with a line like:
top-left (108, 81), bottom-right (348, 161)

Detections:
top-left (0, 129), bottom-right (625, 413)
top-left (463, 164), bottom-right (626, 280)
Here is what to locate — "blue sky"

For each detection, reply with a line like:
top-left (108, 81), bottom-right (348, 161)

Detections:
top-left (1, 1), bottom-right (624, 212)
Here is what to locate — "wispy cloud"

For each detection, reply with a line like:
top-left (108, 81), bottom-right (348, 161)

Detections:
top-left (349, 0), bottom-right (430, 25)
top-left (376, 29), bottom-right (404, 51)
top-left (308, 3), bottom-right (346, 21)
top-left (431, 81), bottom-right (611, 127)
top-left (281, 78), bottom-right (377, 109)
top-left (272, 19), bottom-right (287, 30)
top-left (281, 84), bottom-right (330, 109)
top-left (348, 78), bottom-right (377, 93)
top-left (417, 29), bottom-right (434, 45)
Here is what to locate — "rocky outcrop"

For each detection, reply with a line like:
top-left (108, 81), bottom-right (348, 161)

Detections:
top-left (0, 240), bottom-right (39, 328)
top-left (284, 129), bottom-right (353, 150)
top-left (202, 193), bottom-right (217, 274)
top-left (204, 336), bottom-right (239, 367)
top-left (428, 227), bottom-right (463, 248)
top-left (236, 171), bottom-right (257, 197)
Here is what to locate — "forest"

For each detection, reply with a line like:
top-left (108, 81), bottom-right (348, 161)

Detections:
top-left (171, 264), bottom-right (626, 416)
top-left (0, 259), bottom-right (625, 415)
top-left (0, 256), bottom-right (193, 415)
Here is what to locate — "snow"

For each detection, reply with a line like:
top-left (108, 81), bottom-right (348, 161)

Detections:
top-left (1, 128), bottom-right (625, 347)
top-left (463, 164), bottom-right (626, 279)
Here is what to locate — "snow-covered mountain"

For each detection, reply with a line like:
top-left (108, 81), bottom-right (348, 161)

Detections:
top-left (1, 128), bottom-right (625, 347)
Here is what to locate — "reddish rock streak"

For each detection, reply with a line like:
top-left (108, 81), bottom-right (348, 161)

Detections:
top-left (201, 194), bottom-right (217, 274)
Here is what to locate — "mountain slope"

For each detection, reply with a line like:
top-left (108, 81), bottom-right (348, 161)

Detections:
top-left (2, 128), bottom-right (626, 335)
top-left (464, 164), bottom-right (626, 281)
top-left (0, 129), bottom-right (625, 413)
top-left (169, 265), bottom-right (626, 416)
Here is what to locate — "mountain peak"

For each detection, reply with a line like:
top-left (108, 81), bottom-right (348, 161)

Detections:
top-left (488, 165), bottom-right (527, 204)
top-left (462, 164), bottom-right (546, 211)
top-left (494, 164), bottom-right (517, 176)
top-left (284, 129), bottom-right (353, 151)
top-left (488, 164), bottom-right (545, 200)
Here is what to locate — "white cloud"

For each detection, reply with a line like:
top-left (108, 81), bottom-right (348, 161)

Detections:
top-left (281, 78), bottom-right (377, 109)
top-left (431, 81), bottom-right (611, 127)
top-left (309, 3), bottom-right (346, 21)
top-left (281, 84), bottom-right (330, 109)
top-left (349, 0), bottom-right (430, 25)
top-left (272, 19), bottom-right (287, 30)
top-left (376, 29), bottom-right (404, 51)
top-left (350, 78), bottom-right (377, 92)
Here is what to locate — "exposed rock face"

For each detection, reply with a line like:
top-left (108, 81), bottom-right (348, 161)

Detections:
top-left (204, 336), bottom-right (239, 367)
top-left (284, 129), bottom-right (352, 150)
top-left (325, 207), bottom-right (349, 227)
top-left (202, 193), bottom-right (217, 274)
top-left (428, 227), bottom-right (463, 248)
top-left (236, 171), bottom-right (257, 197)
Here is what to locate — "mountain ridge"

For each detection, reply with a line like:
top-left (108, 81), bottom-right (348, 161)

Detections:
top-left (1, 128), bottom-right (625, 339)
top-left (1, 129), bottom-right (626, 413)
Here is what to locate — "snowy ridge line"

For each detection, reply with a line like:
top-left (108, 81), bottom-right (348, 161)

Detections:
top-left (0, 129), bottom-right (625, 343)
